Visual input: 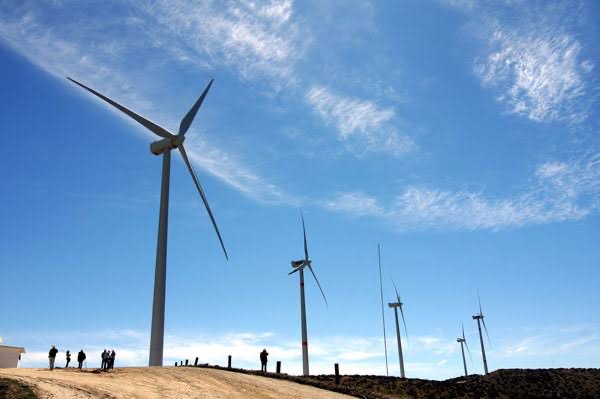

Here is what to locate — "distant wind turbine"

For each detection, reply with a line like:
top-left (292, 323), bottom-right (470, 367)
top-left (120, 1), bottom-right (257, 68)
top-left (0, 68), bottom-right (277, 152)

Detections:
top-left (67, 77), bottom-right (228, 367)
top-left (377, 244), bottom-right (389, 377)
top-left (457, 323), bottom-right (472, 377)
top-left (472, 292), bottom-right (491, 375)
top-left (388, 278), bottom-right (408, 378)
top-left (289, 212), bottom-right (327, 376)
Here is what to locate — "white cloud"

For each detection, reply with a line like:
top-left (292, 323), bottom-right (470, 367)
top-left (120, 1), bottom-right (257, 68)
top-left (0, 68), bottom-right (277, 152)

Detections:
top-left (322, 153), bottom-right (600, 230)
top-left (439, 0), bottom-right (478, 12)
top-left (138, 0), bottom-right (308, 88)
top-left (319, 192), bottom-right (383, 217)
top-left (0, 336), bottom-right (3, 344)
top-left (305, 85), bottom-right (416, 157)
top-left (473, 8), bottom-right (594, 124)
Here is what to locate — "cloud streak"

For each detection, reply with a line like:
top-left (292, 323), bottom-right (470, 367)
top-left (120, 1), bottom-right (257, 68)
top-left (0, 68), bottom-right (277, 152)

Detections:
top-left (305, 85), bottom-right (416, 157)
top-left (322, 153), bottom-right (600, 230)
top-left (137, 0), bottom-right (308, 89)
top-left (470, 3), bottom-right (595, 124)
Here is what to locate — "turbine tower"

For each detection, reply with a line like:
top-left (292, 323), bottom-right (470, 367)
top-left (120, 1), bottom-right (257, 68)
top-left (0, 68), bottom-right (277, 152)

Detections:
top-left (289, 212), bottom-right (327, 376)
top-left (472, 293), bottom-right (490, 375)
top-left (457, 323), bottom-right (472, 377)
top-left (388, 278), bottom-right (408, 378)
top-left (377, 244), bottom-right (389, 377)
top-left (67, 77), bottom-right (228, 367)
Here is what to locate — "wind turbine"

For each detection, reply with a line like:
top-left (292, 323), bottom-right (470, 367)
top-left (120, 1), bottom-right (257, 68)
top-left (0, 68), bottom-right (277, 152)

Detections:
top-left (472, 292), bottom-right (490, 375)
top-left (67, 77), bottom-right (228, 367)
top-left (457, 323), bottom-right (472, 377)
top-left (377, 244), bottom-right (389, 377)
top-left (289, 212), bottom-right (327, 376)
top-left (388, 278), bottom-right (408, 378)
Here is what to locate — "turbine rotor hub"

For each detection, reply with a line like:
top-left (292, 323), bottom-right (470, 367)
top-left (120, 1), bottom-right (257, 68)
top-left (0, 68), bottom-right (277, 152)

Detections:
top-left (150, 135), bottom-right (186, 155)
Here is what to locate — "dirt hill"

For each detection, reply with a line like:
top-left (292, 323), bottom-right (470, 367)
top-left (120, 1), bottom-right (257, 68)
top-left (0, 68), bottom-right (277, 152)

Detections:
top-left (0, 367), bottom-right (354, 399)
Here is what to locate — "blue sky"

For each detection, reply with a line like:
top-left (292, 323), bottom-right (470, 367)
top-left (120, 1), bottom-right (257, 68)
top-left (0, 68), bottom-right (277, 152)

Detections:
top-left (1, 0), bottom-right (599, 379)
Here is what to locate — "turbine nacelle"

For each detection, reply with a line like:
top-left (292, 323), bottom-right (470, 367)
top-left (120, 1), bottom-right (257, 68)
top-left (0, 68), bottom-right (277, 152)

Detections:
top-left (472, 314), bottom-right (484, 320)
top-left (457, 338), bottom-right (466, 343)
top-left (388, 302), bottom-right (402, 308)
top-left (150, 135), bottom-right (185, 155)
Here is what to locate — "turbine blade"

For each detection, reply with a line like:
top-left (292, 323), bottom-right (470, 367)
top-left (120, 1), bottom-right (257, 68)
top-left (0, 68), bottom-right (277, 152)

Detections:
top-left (478, 290), bottom-right (483, 316)
top-left (378, 244), bottom-right (389, 377)
top-left (288, 265), bottom-right (303, 275)
top-left (307, 264), bottom-right (328, 307)
top-left (481, 317), bottom-right (491, 345)
top-left (399, 304), bottom-right (409, 345)
top-left (462, 323), bottom-right (466, 341)
top-left (178, 144), bottom-right (228, 260)
top-left (301, 211), bottom-right (309, 260)
top-left (391, 277), bottom-right (401, 304)
top-left (179, 79), bottom-right (213, 136)
top-left (464, 340), bottom-right (473, 361)
top-left (67, 77), bottom-right (173, 140)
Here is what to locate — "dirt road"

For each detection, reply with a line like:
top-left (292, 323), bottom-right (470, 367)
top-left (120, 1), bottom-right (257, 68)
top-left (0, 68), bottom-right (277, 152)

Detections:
top-left (0, 367), bottom-right (355, 399)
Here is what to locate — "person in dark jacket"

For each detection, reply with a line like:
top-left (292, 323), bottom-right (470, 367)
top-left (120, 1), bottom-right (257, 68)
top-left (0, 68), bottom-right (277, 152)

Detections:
top-left (109, 350), bottom-right (116, 369)
top-left (260, 349), bottom-right (269, 372)
top-left (65, 350), bottom-right (71, 368)
top-left (48, 345), bottom-right (58, 370)
top-left (101, 349), bottom-right (109, 370)
top-left (77, 350), bottom-right (86, 369)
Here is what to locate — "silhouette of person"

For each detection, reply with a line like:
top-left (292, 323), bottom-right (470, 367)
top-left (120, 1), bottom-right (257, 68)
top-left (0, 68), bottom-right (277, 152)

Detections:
top-left (48, 345), bottom-right (58, 370)
top-left (77, 350), bottom-right (86, 369)
top-left (109, 350), bottom-right (116, 369)
top-left (101, 349), bottom-right (108, 370)
top-left (65, 350), bottom-right (71, 368)
top-left (260, 349), bottom-right (269, 372)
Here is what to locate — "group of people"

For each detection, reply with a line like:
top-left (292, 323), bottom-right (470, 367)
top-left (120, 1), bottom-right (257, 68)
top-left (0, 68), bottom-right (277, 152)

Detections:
top-left (47, 346), bottom-right (113, 370)
top-left (101, 349), bottom-right (116, 370)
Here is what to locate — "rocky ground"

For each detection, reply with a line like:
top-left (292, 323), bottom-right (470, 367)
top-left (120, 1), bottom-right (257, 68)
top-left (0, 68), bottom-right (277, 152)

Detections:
top-left (196, 365), bottom-right (600, 399)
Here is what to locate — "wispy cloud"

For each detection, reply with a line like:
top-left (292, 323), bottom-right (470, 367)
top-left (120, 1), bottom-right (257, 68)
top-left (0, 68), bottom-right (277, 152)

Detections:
top-left (471, 3), bottom-right (595, 124)
top-left (322, 153), bottom-right (600, 230)
top-left (494, 325), bottom-right (600, 360)
top-left (439, 0), bottom-right (478, 13)
top-left (305, 85), bottom-right (416, 157)
top-left (137, 0), bottom-right (308, 89)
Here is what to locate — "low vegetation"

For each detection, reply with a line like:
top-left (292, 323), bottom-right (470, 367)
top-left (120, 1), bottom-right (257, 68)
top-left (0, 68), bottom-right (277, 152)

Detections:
top-left (194, 364), bottom-right (600, 398)
top-left (0, 378), bottom-right (37, 399)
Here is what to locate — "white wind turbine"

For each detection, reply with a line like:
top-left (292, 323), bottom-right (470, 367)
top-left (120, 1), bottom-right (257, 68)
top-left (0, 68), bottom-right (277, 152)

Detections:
top-left (472, 292), bottom-right (491, 375)
top-left (457, 323), bottom-right (472, 377)
top-left (289, 212), bottom-right (327, 376)
top-left (388, 278), bottom-right (408, 378)
top-left (67, 77), bottom-right (228, 367)
top-left (377, 244), bottom-right (389, 377)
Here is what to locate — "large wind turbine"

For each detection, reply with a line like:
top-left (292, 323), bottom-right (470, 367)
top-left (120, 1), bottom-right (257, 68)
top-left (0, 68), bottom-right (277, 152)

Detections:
top-left (472, 293), bottom-right (490, 375)
top-left (457, 324), bottom-right (472, 377)
top-left (67, 77), bottom-right (228, 367)
top-left (388, 278), bottom-right (408, 378)
top-left (377, 244), bottom-right (389, 377)
top-left (289, 212), bottom-right (327, 376)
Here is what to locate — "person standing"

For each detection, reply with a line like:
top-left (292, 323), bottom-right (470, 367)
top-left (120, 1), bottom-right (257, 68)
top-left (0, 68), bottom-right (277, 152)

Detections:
top-left (260, 349), bottom-right (269, 372)
top-left (48, 345), bottom-right (58, 370)
top-left (109, 350), bottom-right (116, 369)
top-left (101, 349), bottom-right (108, 370)
top-left (65, 350), bottom-right (71, 368)
top-left (77, 350), bottom-right (86, 369)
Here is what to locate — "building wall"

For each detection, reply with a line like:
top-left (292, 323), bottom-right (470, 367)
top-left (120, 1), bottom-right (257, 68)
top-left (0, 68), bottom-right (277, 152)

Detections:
top-left (0, 348), bottom-right (22, 368)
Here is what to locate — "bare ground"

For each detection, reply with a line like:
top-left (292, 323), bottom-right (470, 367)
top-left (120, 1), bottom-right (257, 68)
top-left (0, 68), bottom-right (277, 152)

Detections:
top-left (0, 367), bottom-right (355, 399)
